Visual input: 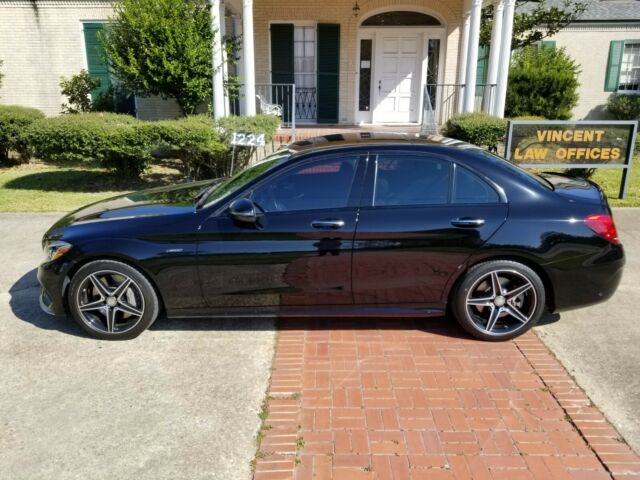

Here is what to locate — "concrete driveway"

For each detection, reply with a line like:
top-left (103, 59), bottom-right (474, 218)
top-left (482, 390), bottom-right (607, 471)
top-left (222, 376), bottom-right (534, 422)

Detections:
top-left (0, 214), bottom-right (275, 480)
top-left (536, 207), bottom-right (640, 454)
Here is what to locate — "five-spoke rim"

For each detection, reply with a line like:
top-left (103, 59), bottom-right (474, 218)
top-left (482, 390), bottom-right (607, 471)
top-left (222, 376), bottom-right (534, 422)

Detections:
top-left (465, 269), bottom-right (537, 336)
top-left (76, 270), bottom-right (145, 334)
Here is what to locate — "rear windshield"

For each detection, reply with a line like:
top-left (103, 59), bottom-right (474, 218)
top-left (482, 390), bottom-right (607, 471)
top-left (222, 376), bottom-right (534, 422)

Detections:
top-left (481, 151), bottom-right (554, 190)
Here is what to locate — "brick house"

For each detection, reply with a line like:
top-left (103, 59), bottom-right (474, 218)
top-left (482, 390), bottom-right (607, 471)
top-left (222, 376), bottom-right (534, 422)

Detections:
top-left (0, 0), bottom-right (639, 125)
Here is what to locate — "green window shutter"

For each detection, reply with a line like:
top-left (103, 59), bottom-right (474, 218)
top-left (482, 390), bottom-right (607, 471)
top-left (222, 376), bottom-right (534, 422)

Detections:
top-left (475, 45), bottom-right (489, 98)
top-left (317, 23), bottom-right (340, 124)
top-left (541, 40), bottom-right (556, 49)
top-left (476, 45), bottom-right (489, 85)
top-left (270, 24), bottom-right (294, 122)
top-left (605, 40), bottom-right (624, 92)
top-left (83, 23), bottom-right (111, 100)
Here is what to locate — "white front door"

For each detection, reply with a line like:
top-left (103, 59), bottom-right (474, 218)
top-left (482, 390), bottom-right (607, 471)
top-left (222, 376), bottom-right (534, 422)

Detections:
top-left (372, 34), bottom-right (421, 123)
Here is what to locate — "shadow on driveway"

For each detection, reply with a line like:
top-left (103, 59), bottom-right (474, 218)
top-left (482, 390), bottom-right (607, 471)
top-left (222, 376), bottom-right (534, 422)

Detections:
top-left (9, 268), bottom-right (560, 341)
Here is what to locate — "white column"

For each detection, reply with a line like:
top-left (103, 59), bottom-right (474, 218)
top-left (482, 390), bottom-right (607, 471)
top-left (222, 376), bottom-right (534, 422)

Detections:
top-left (233, 15), bottom-right (245, 115)
top-left (211, 0), bottom-right (226, 119)
top-left (485, 0), bottom-right (504, 114)
top-left (494, 0), bottom-right (516, 118)
top-left (220, 4), bottom-right (229, 116)
top-left (463, 0), bottom-right (483, 113)
top-left (457, 2), bottom-right (471, 113)
top-left (242, 0), bottom-right (256, 116)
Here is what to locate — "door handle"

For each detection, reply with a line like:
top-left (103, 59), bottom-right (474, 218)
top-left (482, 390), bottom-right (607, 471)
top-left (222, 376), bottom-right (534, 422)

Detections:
top-left (378, 80), bottom-right (382, 94)
top-left (311, 219), bottom-right (345, 230)
top-left (451, 217), bottom-right (485, 228)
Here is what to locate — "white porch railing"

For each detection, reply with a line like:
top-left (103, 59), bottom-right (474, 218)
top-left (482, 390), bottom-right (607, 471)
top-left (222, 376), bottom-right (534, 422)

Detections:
top-left (421, 83), bottom-right (497, 132)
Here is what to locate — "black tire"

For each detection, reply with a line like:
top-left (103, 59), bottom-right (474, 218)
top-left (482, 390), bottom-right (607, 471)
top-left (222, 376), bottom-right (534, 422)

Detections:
top-left (452, 260), bottom-right (545, 341)
top-left (68, 259), bottom-right (160, 340)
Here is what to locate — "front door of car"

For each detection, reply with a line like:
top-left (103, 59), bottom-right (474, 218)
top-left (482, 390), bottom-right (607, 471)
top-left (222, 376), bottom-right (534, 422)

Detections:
top-left (197, 154), bottom-right (364, 311)
top-left (352, 152), bottom-right (508, 305)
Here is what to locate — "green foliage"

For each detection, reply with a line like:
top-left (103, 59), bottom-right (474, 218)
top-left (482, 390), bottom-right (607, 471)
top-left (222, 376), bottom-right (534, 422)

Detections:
top-left (101, 0), bottom-right (213, 115)
top-left (217, 114), bottom-right (281, 142)
top-left (607, 94), bottom-right (640, 120)
top-left (0, 105), bottom-right (45, 162)
top-left (25, 113), bottom-right (152, 177)
top-left (60, 70), bottom-right (100, 114)
top-left (144, 115), bottom-right (227, 179)
top-left (481, 0), bottom-right (587, 50)
top-left (443, 112), bottom-right (508, 151)
top-left (506, 46), bottom-right (580, 120)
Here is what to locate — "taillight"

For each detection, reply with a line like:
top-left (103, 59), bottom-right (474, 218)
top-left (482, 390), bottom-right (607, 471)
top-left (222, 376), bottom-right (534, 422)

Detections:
top-left (584, 214), bottom-right (620, 245)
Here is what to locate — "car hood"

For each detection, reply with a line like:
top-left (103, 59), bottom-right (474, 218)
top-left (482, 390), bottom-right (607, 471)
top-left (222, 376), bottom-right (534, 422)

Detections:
top-left (51, 179), bottom-right (219, 229)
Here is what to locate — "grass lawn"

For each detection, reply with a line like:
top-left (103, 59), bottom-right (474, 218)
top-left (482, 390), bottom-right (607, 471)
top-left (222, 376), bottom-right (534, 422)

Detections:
top-left (590, 155), bottom-right (640, 207)
top-left (0, 155), bottom-right (638, 212)
top-left (0, 161), bottom-right (184, 212)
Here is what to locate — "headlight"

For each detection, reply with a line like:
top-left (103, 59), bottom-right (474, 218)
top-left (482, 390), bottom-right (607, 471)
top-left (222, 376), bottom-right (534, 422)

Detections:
top-left (45, 241), bottom-right (72, 262)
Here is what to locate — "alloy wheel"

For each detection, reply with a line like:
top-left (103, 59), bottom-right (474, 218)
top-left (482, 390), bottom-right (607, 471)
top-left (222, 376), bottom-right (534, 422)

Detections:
top-left (75, 270), bottom-right (145, 334)
top-left (465, 269), bottom-right (537, 336)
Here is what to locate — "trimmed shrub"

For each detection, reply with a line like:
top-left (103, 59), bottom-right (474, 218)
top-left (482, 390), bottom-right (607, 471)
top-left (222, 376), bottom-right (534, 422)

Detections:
top-left (217, 114), bottom-right (281, 141)
top-left (25, 112), bottom-right (152, 177)
top-left (607, 94), bottom-right (640, 120)
top-left (506, 46), bottom-right (580, 120)
top-left (144, 115), bottom-right (227, 179)
top-left (443, 112), bottom-right (508, 151)
top-left (0, 105), bottom-right (45, 162)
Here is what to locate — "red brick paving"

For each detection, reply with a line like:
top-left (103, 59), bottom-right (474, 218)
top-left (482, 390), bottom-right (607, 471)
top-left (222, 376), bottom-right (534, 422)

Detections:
top-left (253, 318), bottom-right (640, 480)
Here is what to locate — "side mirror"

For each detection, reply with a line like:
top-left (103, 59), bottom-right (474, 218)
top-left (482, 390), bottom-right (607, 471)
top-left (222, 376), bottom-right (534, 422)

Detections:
top-left (229, 198), bottom-right (258, 223)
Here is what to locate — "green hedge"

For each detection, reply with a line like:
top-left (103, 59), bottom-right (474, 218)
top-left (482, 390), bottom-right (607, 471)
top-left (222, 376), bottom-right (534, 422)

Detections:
top-left (0, 105), bottom-right (45, 162)
top-left (21, 112), bottom-right (281, 179)
top-left (443, 113), bottom-right (508, 151)
top-left (25, 113), bottom-right (152, 177)
top-left (144, 115), bottom-right (227, 178)
top-left (607, 94), bottom-right (640, 121)
top-left (217, 114), bottom-right (281, 141)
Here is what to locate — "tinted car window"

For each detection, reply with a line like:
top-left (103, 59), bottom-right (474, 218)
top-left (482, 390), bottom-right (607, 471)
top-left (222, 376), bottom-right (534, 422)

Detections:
top-left (252, 156), bottom-right (357, 212)
top-left (453, 165), bottom-right (500, 203)
top-left (373, 154), bottom-right (450, 206)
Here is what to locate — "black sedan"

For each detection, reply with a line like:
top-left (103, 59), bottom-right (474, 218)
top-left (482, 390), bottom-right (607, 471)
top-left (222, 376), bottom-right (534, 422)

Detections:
top-left (38, 133), bottom-right (624, 341)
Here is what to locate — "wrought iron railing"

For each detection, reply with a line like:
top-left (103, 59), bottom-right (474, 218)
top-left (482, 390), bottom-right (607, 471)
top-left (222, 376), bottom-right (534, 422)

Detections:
top-left (422, 83), bottom-right (497, 129)
top-left (295, 87), bottom-right (317, 122)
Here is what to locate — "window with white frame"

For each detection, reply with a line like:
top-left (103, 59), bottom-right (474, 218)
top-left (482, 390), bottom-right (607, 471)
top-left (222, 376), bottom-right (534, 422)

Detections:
top-left (294, 26), bottom-right (316, 89)
top-left (619, 41), bottom-right (640, 93)
top-left (294, 25), bottom-right (317, 121)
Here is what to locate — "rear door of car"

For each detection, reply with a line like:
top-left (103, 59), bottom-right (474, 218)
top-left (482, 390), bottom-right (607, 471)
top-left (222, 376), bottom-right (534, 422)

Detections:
top-left (352, 150), bottom-right (508, 306)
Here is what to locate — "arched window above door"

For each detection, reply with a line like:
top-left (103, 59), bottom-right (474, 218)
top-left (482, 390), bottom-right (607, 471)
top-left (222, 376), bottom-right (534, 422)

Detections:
top-left (361, 11), bottom-right (441, 27)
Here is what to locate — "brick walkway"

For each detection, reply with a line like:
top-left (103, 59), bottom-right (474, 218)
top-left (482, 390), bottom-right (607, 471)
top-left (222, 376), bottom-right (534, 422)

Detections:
top-left (253, 318), bottom-right (640, 480)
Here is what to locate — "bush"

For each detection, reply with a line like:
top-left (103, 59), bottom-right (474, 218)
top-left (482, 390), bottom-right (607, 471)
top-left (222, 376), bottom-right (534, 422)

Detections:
top-left (506, 46), bottom-right (580, 120)
top-left (25, 113), bottom-right (152, 177)
top-left (217, 114), bottom-right (281, 142)
top-left (60, 70), bottom-right (99, 114)
top-left (607, 94), bottom-right (640, 120)
top-left (0, 105), bottom-right (45, 162)
top-left (144, 115), bottom-right (227, 179)
top-left (443, 112), bottom-right (508, 151)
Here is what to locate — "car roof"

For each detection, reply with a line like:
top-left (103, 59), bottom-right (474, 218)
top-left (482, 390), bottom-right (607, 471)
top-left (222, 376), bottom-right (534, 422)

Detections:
top-left (287, 132), bottom-right (483, 155)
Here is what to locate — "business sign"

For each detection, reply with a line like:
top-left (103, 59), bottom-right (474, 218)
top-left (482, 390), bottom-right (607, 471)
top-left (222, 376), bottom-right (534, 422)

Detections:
top-left (505, 120), bottom-right (637, 199)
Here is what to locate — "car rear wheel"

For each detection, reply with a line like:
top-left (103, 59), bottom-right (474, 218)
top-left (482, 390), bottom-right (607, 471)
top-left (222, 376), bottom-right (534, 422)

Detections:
top-left (452, 260), bottom-right (545, 341)
top-left (68, 259), bottom-right (159, 340)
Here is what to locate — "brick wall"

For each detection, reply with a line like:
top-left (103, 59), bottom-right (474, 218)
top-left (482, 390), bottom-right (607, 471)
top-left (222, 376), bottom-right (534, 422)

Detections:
top-left (252, 0), bottom-right (464, 124)
top-left (552, 24), bottom-right (640, 119)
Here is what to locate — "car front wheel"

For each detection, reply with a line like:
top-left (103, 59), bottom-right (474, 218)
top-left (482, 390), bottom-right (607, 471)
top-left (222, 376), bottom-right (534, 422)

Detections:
top-left (452, 260), bottom-right (545, 341)
top-left (68, 259), bottom-right (160, 340)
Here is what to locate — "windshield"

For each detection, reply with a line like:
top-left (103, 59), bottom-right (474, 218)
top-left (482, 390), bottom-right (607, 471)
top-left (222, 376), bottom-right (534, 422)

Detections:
top-left (201, 149), bottom-right (291, 208)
